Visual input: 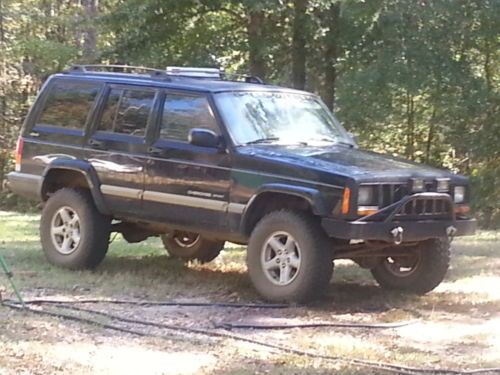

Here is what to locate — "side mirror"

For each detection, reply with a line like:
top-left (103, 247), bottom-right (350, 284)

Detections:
top-left (189, 128), bottom-right (221, 149)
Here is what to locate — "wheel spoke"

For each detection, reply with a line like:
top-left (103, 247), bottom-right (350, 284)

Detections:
top-left (288, 253), bottom-right (300, 269)
top-left (279, 265), bottom-right (292, 284)
top-left (267, 237), bottom-right (283, 252)
top-left (71, 230), bottom-right (81, 244)
top-left (69, 215), bottom-right (79, 226)
top-left (59, 208), bottom-right (72, 224)
top-left (284, 236), bottom-right (295, 253)
top-left (263, 257), bottom-right (279, 271)
top-left (52, 225), bottom-right (65, 236)
top-left (61, 237), bottom-right (72, 253)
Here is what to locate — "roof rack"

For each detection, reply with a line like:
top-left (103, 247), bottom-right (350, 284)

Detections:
top-left (68, 64), bottom-right (170, 79)
top-left (67, 64), bottom-right (264, 84)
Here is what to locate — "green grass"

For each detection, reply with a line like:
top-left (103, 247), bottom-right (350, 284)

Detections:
top-left (1, 210), bottom-right (500, 374)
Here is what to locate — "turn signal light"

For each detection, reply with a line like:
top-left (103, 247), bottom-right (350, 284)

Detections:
top-left (342, 187), bottom-right (351, 214)
top-left (357, 206), bottom-right (379, 216)
top-left (455, 205), bottom-right (470, 215)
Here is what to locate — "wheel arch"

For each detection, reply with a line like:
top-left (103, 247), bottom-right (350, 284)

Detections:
top-left (41, 159), bottom-right (110, 215)
top-left (240, 183), bottom-right (328, 236)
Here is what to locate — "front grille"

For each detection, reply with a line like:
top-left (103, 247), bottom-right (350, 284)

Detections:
top-left (396, 195), bottom-right (453, 221)
top-left (381, 184), bottom-right (408, 207)
top-left (366, 183), bottom-right (454, 221)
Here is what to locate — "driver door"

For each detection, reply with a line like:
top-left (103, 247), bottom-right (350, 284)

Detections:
top-left (143, 90), bottom-right (232, 231)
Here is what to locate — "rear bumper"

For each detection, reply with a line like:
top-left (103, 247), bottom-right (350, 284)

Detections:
top-left (321, 217), bottom-right (477, 242)
top-left (5, 172), bottom-right (42, 201)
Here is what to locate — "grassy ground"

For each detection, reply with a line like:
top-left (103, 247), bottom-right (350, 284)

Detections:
top-left (1, 210), bottom-right (499, 374)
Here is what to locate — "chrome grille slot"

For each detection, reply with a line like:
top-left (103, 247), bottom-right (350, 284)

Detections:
top-left (396, 195), bottom-right (453, 221)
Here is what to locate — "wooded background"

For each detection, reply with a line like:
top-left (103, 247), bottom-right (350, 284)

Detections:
top-left (0, 0), bottom-right (498, 227)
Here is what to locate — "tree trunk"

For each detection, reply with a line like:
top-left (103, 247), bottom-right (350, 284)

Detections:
top-left (247, 9), bottom-right (266, 80)
top-left (425, 108), bottom-right (436, 164)
top-left (406, 91), bottom-right (415, 160)
top-left (82, 0), bottom-right (98, 62)
top-left (292, 0), bottom-right (307, 89)
top-left (322, 2), bottom-right (340, 110)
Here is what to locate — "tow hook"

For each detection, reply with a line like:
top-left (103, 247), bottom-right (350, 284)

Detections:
top-left (390, 226), bottom-right (404, 245)
top-left (446, 225), bottom-right (457, 243)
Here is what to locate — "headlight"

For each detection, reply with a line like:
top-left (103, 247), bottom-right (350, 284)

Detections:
top-left (436, 178), bottom-right (450, 192)
top-left (454, 186), bottom-right (465, 203)
top-left (358, 186), bottom-right (375, 205)
top-left (410, 178), bottom-right (425, 192)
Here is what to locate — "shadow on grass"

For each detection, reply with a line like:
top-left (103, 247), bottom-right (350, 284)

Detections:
top-left (3, 236), bottom-right (499, 316)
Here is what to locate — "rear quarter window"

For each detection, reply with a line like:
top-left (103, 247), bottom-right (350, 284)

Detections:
top-left (37, 80), bottom-right (101, 129)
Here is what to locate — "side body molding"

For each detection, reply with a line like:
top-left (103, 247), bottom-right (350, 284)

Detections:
top-left (41, 159), bottom-right (110, 215)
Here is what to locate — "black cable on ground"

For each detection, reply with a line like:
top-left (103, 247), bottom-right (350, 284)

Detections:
top-left (215, 320), bottom-right (419, 330)
top-left (8, 298), bottom-right (419, 330)
top-left (12, 298), bottom-right (288, 309)
top-left (4, 301), bottom-right (499, 375)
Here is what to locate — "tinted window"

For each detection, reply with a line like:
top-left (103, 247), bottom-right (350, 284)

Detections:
top-left (98, 88), bottom-right (155, 136)
top-left (38, 81), bottom-right (100, 129)
top-left (161, 94), bottom-right (219, 141)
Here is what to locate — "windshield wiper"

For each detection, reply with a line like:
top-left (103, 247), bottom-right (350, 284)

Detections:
top-left (306, 137), bottom-right (354, 148)
top-left (244, 137), bottom-right (280, 145)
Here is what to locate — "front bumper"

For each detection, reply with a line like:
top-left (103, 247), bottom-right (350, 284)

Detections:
top-left (322, 217), bottom-right (476, 242)
top-left (322, 192), bottom-right (477, 242)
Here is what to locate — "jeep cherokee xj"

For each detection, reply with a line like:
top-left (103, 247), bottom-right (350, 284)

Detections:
top-left (7, 65), bottom-right (476, 302)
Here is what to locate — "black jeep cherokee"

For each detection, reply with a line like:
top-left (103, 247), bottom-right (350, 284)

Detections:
top-left (7, 65), bottom-right (476, 302)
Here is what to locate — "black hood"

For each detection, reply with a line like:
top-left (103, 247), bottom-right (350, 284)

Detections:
top-left (239, 144), bottom-right (460, 182)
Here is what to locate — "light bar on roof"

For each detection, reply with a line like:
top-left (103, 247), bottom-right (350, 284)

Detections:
top-left (166, 66), bottom-right (221, 79)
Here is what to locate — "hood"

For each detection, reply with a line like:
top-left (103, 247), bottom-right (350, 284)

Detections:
top-left (239, 144), bottom-right (457, 182)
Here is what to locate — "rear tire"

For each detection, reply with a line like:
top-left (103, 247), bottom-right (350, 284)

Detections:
top-left (247, 210), bottom-right (333, 303)
top-left (160, 232), bottom-right (224, 263)
top-left (40, 188), bottom-right (111, 270)
top-left (370, 238), bottom-right (450, 294)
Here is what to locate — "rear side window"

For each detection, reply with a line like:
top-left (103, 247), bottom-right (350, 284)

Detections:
top-left (160, 93), bottom-right (219, 142)
top-left (98, 88), bottom-right (156, 137)
top-left (38, 80), bottom-right (101, 129)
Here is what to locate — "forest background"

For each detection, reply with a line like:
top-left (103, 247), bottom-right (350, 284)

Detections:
top-left (0, 0), bottom-right (498, 227)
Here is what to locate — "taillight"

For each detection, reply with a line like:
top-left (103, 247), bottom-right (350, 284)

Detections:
top-left (15, 137), bottom-right (24, 172)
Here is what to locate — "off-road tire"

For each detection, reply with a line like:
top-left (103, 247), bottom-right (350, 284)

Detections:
top-left (40, 188), bottom-right (111, 269)
top-left (160, 233), bottom-right (224, 263)
top-left (247, 210), bottom-right (333, 303)
top-left (370, 238), bottom-right (450, 294)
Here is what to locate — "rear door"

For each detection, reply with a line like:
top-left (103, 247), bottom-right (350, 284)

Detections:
top-left (143, 90), bottom-right (232, 231)
top-left (84, 84), bottom-right (158, 216)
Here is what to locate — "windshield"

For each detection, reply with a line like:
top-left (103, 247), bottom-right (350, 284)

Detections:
top-left (214, 91), bottom-right (352, 146)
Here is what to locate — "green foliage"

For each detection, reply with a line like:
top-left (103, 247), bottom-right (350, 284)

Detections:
top-left (0, 0), bottom-right (498, 227)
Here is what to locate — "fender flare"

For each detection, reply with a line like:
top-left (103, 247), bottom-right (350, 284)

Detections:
top-left (240, 183), bottom-right (329, 232)
top-left (41, 159), bottom-right (110, 215)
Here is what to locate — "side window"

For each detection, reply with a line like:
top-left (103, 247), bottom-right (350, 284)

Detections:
top-left (160, 93), bottom-right (219, 142)
top-left (38, 81), bottom-right (101, 129)
top-left (98, 88), bottom-right (155, 136)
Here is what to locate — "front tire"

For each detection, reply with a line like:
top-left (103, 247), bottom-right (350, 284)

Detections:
top-left (370, 239), bottom-right (450, 294)
top-left (40, 188), bottom-right (111, 270)
top-left (160, 232), bottom-right (224, 263)
top-left (247, 210), bottom-right (333, 303)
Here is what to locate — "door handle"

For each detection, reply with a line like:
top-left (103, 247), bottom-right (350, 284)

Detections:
top-left (88, 139), bottom-right (106, 150)
top-left (148, 146), bottom-right (166, 156)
